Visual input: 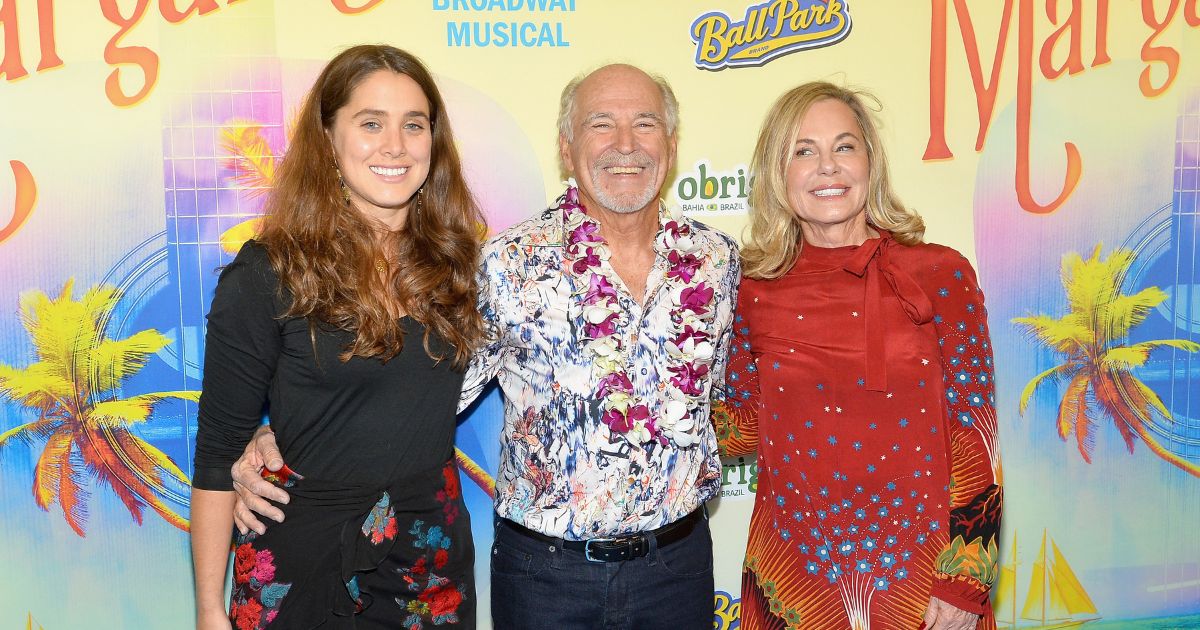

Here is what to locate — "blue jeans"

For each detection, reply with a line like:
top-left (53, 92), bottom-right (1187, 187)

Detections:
top-left (490, 512), bottom-right (715, 630)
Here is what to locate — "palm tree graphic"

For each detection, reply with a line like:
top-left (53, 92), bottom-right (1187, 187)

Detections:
top-left (0, 280), bottom-right (198, 535)
top-left (1013, 245), bottom-right (1200, 476)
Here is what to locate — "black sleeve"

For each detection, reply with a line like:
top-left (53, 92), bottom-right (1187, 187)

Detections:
top-left (192, 241), bottom-right (284, 490)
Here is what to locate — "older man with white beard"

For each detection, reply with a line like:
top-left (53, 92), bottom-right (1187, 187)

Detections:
top-left (229, 64), bottom-right (741, 629)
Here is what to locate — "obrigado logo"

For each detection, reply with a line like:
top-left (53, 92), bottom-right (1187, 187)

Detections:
top-left (691, 0), bottom-right (852, 70)
top-left (672, 160), bottom-right (750, 216)
top-left (719, 455), bottom-right (757, 500)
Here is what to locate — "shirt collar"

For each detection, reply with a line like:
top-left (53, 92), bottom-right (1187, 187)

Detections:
top-left (559, 194), bottom-right (681, 258)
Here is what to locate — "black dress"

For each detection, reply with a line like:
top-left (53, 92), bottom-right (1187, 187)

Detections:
top-left (193, 241), bottom-right (474, 629)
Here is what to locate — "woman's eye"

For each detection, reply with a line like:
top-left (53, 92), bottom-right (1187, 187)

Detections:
top-left (362, 121), bottom-right (381, 130)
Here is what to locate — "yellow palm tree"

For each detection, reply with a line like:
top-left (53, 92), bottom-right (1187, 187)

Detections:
top-left (217, 119), bottom-right (276, 254)
top-left (219, 120), bottom-right (276, 193)
top-left (1013, 245), bottom-right (1200, 476)
top-left (0, 279), bottom-right (198, 535)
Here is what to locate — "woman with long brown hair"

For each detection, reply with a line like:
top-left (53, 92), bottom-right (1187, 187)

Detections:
top-left (191, 45), bottom-right (484, 629)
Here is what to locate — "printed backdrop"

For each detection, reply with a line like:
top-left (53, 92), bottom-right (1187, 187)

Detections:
top-left (1, 1), bottom-right (1198, 628)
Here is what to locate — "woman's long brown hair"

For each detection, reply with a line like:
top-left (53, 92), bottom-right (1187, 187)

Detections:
top-left (257, 45), bottom-right (485, 368)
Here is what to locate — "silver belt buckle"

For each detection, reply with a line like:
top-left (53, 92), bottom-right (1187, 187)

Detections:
top-left (584, 537), bottom-right (617, 563)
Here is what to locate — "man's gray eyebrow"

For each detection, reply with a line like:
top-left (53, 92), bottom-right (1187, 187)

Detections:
top-left (580, 111), bottom-right (663, 124)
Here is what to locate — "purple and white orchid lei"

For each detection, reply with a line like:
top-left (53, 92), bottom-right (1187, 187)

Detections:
top-left (558, 183), bottom-right (717, 448)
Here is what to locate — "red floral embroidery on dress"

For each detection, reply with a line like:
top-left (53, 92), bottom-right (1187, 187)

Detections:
top-left (232, 598), bottom-right (263, 630)
top-left (362, 491), bottom-right (399, 545)
top-left (420, 582), bottom-right (464, 619)
top-left (393, 466), bottom-right (467, 628)
top-left (411, 556), bottom-right (428, 577)
top-left (436, 463), bottom-right (461, 525)
top-left (397, 570), bottom-right (466, 629)
top-left (229, 542), bottom-right (292, 630)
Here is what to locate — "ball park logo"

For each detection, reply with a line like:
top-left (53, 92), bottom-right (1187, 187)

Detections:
top-left (690, 0), bottom-right (852, 70)
top-left (672, 160), bottom-right (750, 216)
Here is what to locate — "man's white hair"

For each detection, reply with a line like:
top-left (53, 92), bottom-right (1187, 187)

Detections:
top-left (556, 64), bottom-right (680, 142)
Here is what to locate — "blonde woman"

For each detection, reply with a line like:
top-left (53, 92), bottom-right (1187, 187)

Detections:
top-left (715, 82), bottom-right (1002, 630)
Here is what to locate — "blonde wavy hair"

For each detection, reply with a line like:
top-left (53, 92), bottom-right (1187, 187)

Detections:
top-left (741, 82), bottom-right (924, 279)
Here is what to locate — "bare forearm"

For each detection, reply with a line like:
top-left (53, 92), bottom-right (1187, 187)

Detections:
top-left (191, 489), bottom-right (236, 616)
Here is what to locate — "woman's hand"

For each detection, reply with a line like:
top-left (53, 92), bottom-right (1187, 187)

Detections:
top-left (922, 596), bottom-right (980, 630)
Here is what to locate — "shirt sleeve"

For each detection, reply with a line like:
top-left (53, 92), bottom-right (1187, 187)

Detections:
top-left (712, 276), bottom-right (760, 458)
top-left (926, 251), bottom-right (1004, 615)
top-left (192, 242), bottom-right (283, 491)
top-left (458, 242), bottom-right (511, 413)
top-left (708, 250), bottom-right (739, 402)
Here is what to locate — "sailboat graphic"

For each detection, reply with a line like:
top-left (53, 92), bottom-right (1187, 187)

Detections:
top-left (994, 530), bottom-right (1101, 629)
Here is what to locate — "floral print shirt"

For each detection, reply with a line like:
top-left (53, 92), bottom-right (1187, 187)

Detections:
top-left (461, 194), bottom-right (741, 539)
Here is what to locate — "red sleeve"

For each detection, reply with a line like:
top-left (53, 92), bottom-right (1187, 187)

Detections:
top-left (712, 281), bottom-right (760, 457)
top-left (924, 250), bottom-right (1004, 614)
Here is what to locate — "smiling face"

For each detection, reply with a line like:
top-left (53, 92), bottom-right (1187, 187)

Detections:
top-left (784, 98), bottom-right (872, 238)
top-left (326, 70), bottom-right (432, 230)
top-left (558, 65), bottom-right (676, 215)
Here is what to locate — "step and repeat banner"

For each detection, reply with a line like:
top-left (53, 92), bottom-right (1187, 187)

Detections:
top-left (1, 1), bottom-right (1198, 628)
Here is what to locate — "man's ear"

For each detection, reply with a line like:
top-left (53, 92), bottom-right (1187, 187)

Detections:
top-left (558, 133), bottom-right (574, 175)
top-left (666, 132), bottom-right (678, 173)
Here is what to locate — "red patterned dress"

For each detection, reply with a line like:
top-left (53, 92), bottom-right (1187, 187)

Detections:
top-left (714, 234), bottom-right (1002, 630)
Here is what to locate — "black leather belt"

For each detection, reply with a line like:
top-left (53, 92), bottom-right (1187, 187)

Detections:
top-left (498, 509), bottom-right (702, 563)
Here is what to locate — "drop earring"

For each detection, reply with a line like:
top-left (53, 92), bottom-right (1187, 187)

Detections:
top-left (335, 165), bottom-right (351, 205)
